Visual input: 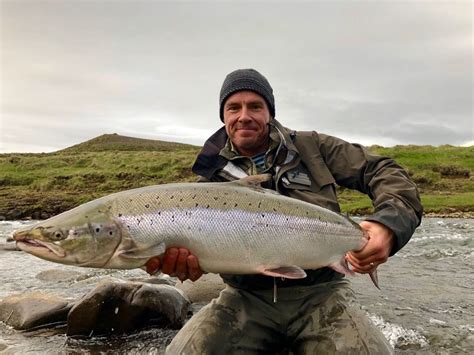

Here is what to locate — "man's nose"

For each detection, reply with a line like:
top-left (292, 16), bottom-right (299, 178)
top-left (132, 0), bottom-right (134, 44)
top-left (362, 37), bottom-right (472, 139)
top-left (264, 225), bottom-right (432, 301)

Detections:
top-left (238, 106), bottom-right (252, 121)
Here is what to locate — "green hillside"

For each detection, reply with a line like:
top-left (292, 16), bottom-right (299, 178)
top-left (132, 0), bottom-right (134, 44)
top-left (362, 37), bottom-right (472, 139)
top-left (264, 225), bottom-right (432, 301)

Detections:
top-left (0, 135), bottom-right (472, 219)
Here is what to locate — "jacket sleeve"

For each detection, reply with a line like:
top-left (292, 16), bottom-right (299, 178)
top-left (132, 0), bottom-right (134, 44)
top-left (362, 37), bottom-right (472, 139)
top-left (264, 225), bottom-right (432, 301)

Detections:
top-left (315, 132), bottom-right (423, 255)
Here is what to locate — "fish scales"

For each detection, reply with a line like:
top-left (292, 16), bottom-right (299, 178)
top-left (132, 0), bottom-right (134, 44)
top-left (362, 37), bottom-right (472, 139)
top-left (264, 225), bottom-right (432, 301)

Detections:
top-left (107, 183), bottom-right (363, 274)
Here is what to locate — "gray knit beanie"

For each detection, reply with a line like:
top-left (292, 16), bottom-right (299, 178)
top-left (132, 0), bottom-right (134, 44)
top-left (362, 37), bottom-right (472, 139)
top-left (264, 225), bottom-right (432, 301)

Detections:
top-left (219, 68), bottom-right (275, 121)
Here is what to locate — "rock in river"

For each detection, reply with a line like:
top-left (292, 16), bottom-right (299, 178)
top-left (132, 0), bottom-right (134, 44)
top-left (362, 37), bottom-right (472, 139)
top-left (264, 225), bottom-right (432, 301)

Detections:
top-left (67, 281), bottom-right (190, 337)
top-left (0, 292), bottom-right (73, 330)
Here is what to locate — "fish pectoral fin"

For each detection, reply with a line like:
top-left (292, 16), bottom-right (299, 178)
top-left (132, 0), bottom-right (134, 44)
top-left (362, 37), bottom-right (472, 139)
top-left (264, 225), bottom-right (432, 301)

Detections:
top-left (261, 265), bottom-right (307, 279)
top-left (118, 242), bottom-right (166, 260)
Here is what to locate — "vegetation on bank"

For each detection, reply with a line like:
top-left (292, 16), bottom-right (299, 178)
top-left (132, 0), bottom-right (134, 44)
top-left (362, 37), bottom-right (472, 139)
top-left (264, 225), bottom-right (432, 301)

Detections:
top-left (0, 134), bottom-right (472, 219)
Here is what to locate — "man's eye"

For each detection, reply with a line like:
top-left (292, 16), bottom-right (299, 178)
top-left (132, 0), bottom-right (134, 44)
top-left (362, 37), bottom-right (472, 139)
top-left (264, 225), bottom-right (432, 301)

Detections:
top-left (227, 106), bottom-right (239, 112)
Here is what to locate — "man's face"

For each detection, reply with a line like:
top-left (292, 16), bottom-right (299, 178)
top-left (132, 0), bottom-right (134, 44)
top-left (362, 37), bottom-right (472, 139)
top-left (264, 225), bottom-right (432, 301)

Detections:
top-left (223, 91), bottom-right (271, 157)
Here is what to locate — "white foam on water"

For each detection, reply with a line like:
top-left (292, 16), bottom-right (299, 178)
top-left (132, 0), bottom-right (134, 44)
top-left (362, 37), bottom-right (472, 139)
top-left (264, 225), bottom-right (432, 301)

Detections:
top-left (369, 313), bottom-right (429, 349)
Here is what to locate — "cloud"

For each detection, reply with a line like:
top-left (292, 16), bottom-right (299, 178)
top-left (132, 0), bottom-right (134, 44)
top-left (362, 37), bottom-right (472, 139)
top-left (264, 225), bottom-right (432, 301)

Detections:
top-left (0, 0), bottom-right (472, 152)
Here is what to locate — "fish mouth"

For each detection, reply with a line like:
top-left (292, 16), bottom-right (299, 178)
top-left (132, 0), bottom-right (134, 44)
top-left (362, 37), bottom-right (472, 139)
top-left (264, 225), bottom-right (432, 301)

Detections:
top-left (14, 236), bottom-right (66, 258)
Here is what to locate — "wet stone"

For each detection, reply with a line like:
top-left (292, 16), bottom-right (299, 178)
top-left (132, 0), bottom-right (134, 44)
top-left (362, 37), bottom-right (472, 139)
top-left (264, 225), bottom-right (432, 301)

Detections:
top-left (36, 269), bottom-right (86, 282)
top-left (67, 281), bottom-right (190, 337)
top-left (0, 292), bottom-right (73, 330)
top-left (175, 273), bottom-right (225, 303)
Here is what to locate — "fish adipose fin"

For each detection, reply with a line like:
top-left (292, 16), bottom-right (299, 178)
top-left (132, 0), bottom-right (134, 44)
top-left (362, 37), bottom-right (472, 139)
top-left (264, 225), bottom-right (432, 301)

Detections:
top-left (118, 242), bottom-right (166, 260)
top-left (261, 265), bottom-right (307, 279)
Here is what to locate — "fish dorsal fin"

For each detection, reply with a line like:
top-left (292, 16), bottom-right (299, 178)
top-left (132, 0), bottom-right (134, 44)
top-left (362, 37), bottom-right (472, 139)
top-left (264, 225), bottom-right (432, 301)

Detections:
top-left (233, 174), bottom-right (272, 187)
top-left (260, 265), bottom-right (307, 279)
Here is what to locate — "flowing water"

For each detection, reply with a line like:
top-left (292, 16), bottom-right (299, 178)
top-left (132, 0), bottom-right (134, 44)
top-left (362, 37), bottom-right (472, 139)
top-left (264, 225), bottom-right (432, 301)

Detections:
top-left (0, 218), bottom-right (472, 354)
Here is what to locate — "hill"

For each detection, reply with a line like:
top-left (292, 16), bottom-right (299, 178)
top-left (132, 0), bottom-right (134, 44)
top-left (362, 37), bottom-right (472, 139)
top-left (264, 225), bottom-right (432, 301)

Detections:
top-left (59, 133), bottom-right (198, 152)
top-left (0, 136), bottom-right (472, 219)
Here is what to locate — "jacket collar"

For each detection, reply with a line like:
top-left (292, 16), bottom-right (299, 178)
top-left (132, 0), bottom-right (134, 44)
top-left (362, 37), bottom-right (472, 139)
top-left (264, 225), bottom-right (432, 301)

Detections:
top-left (192, 119), bottom-right (298, 180)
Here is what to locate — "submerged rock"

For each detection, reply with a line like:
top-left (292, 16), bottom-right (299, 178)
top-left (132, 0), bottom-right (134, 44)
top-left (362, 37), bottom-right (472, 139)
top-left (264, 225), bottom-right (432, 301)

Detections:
top-left (175, 273), bottom-right (225, 303)
top-left (67, 281), bottom-right (190, 337)
top-left (36, 269), bottom-right (85, 282)
top-left (0, 292), bottom-right (73, 330)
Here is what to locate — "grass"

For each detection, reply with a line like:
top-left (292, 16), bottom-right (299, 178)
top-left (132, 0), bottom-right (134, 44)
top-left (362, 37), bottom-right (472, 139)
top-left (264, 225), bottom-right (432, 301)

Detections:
top-left (0, 135), bottom-right (472, 219)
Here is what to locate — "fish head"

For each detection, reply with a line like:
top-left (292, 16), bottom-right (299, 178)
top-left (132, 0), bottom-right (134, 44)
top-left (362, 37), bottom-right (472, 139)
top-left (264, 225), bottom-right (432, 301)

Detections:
top-left (12, 204), bottom-right (122, 267)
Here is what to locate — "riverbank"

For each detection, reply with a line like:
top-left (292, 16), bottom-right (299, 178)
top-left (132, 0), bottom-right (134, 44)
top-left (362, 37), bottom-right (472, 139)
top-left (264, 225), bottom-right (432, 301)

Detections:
top-left (0, 134), bottom-right (472, 219)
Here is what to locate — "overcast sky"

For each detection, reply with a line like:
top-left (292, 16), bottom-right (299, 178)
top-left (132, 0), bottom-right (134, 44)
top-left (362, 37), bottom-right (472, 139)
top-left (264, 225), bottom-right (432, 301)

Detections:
top-left (1, 0), bottom-right (472, 153)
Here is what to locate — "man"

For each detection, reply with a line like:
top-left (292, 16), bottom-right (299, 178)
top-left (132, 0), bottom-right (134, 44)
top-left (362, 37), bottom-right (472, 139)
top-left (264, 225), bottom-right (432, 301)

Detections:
top-left (146, 69), bottom-right (423, 354)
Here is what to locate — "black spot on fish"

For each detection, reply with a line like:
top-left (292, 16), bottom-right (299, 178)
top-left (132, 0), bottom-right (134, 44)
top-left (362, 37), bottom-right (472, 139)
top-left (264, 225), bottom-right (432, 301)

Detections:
top-left (265, 224), bottom-right (269, 227)
top-left (95, 227), bottom-right (100, 233)
top-left (258, 202), bottom-right (262, 208)
top-left (145, 204), bottom-right (150, 208)
top-left (273, 208), bottom-right (277, 212)
top-left (118, 213), bottom-right (123, 217)
top-left (261, 214), bottom-right (265, 218)
top-left (223, 202), bottom-right (227, 206)
top-left (180, 198), bottom-right (183, 202)
top-left (170, 196), bottom-right (174, 199)
top-left (158, 211), bottom-right (161, 215)
top-left (192, 194), bottom-right (196, 199)
top-left (213, 196), bottom-right (218, 201)
top-left (234, 203), bottom-right (238, 207)
top-left (248, 203), bottom-right (252, 206)
top-left (109, 231), bottom-right (113, 236)
top-left (195, 203), bottom-right (199, 207)
top-left (206, 205), bottom-right (210, 209)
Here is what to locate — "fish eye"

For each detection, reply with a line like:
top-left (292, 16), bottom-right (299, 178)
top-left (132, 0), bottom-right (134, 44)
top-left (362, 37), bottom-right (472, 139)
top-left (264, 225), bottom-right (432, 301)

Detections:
top-left (50, 230), bottom-right (66, 240)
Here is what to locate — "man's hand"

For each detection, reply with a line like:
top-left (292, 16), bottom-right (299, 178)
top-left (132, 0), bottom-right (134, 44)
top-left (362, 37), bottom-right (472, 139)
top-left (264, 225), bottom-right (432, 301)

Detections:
top-left (346, 221), bottom-right (395, 274)
top-left (145, 247), bottom-right (203, 282)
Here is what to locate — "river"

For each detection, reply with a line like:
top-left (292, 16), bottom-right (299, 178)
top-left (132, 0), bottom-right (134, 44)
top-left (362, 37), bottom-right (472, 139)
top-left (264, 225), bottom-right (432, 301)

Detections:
top-left (0, 218), bottom-right (473, 354)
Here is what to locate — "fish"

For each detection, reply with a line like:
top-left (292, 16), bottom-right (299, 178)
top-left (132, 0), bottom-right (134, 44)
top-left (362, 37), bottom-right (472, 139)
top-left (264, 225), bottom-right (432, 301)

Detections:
top-left (12, 174), bottom-right (378, 287)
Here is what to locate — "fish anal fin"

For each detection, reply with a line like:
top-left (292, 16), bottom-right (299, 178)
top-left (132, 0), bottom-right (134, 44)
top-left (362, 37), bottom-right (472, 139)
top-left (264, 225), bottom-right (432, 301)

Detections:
top-left (261, 265), bottom-right (307, 279)
top-left (118, 242), bottom-right (166, 260)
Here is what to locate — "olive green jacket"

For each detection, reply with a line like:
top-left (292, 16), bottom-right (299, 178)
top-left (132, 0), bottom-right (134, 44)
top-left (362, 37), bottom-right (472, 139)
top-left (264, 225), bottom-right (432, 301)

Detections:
top-left (192, 119), bottom-right (423, 289)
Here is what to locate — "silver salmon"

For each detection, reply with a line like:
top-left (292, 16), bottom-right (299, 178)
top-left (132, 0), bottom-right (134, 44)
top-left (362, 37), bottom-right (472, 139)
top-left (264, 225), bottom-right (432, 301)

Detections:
top-left (13, 174), bottom-right (377, 286)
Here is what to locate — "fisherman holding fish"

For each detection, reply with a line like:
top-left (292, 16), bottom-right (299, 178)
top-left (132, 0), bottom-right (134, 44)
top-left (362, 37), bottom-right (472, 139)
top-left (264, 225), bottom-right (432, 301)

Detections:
top-left (13, 68), bottom-right (423, 353)
top-left (146, 69), bottom-right (423, 354)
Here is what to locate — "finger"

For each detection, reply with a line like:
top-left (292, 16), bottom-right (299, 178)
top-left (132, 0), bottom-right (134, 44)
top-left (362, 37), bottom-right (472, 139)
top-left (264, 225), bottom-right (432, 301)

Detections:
top-left (350, 244), bottom-right (379, 259)
top-left (187, 255), bottom-right (203, 281)
top-left (161, 248), bottom-right (179, 275)
top-left (175, 248), bottom-right (189, 281)
top-left (145, 257), bottom-right (161, 275)
top-left (346, 253), bottom-right (378, 272)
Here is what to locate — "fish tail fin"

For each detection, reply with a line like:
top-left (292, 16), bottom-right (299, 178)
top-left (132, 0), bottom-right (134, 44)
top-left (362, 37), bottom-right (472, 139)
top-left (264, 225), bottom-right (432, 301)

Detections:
top-left (331, 257), bottom-right (381, 290)
top-left (369, 269), bottom-right (380, 289)
top-left (329, 256), bottom-right (355, 276)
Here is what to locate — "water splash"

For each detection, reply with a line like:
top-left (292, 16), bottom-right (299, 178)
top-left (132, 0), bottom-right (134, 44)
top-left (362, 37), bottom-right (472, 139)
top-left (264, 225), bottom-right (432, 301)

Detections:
top-left (369, 313), bottom-right (429, 349)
